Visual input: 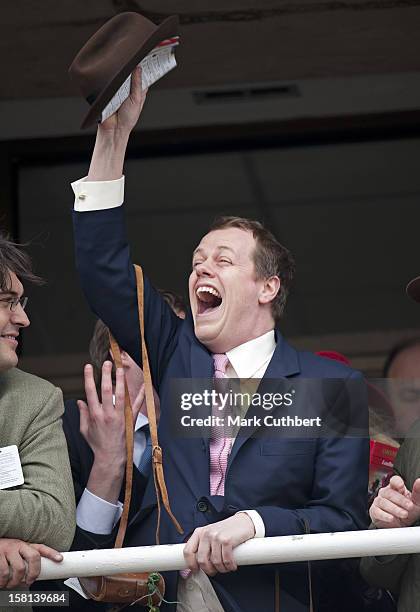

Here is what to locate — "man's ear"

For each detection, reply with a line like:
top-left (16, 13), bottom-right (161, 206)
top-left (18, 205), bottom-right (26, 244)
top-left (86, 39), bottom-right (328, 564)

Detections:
top-left (258, 276), bottom-right (280, 305)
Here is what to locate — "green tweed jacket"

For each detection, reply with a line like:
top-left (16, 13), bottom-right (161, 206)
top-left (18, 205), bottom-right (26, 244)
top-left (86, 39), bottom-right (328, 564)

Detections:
top-left (0, 368), bottom-right (76, 612)
top-left (360, 419), bottom-right (420, 612)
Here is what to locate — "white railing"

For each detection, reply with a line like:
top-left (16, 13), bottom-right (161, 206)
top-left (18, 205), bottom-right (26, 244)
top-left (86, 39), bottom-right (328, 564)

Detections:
top-left (38, 526), bottom-right (420, 580)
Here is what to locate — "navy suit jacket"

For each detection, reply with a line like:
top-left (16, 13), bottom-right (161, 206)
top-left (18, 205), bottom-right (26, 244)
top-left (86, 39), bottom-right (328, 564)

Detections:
top-left (73, 206), bottom-right (369, 612)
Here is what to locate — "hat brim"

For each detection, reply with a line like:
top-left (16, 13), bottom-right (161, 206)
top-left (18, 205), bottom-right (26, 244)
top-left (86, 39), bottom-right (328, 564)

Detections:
top-left (80, 15), bottom-right (179, 129)
top-left (406, 276), bottom-right (420, 303)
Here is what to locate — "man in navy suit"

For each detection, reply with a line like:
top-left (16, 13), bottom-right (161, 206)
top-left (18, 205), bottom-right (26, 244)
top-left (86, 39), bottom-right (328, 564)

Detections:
top-left (71, 68), bottom-right (369, 611)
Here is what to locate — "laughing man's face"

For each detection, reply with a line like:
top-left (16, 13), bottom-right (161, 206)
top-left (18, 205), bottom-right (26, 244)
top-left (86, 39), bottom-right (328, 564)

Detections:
top-left (189, 227), bottom-right (276, 353)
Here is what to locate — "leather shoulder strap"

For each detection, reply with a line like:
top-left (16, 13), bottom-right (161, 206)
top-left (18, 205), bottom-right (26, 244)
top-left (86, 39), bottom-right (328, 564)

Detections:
top-left (134, 265), bottom-right (183, 542)
top-left (108, 333), bottom-right (134, 549)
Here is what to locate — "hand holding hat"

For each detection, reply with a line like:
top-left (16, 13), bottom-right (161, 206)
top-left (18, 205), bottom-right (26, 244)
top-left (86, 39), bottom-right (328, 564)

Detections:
top-left (84, 66), bottom-right (147, 181)
top-left (98, 66), bottom-right (147, 134)
top-left (69, 11), bottom-right (179, 129)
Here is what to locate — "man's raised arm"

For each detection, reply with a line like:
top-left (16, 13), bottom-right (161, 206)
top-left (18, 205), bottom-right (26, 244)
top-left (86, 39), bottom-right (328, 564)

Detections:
top-left (72, 68), bottom-right (180, 377)
top-left (86, 67), bottom-right (146, 181)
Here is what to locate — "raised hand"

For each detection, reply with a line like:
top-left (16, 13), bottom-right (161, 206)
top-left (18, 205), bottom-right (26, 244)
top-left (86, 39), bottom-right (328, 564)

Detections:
top-left (78, 361), bottom-right (145, 503)
top-left (99, 67), bottom-right (147, 135)
top-left (370, 475), bottom-right (420, 528)
top-left (87, 67), bottom-right (148, 181)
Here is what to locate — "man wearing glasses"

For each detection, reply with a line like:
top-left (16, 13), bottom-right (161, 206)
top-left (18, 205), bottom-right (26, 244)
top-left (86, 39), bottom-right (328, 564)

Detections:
top-left (0, 232), bottom-right (75, 605)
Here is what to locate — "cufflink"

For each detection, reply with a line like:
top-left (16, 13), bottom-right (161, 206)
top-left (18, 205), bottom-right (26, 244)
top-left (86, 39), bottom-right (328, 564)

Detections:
top-left (78, 194), bottom-right (86, 200)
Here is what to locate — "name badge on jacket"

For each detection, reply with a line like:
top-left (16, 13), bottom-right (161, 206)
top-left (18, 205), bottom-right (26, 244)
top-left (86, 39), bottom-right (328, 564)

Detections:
top-left (0, 445), bottom-right (24, 489)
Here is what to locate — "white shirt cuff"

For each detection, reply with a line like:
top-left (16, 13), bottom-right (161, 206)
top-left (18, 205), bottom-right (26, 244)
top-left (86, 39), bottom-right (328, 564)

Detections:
top-left (76, 488), bottom-right (123, 534)
top-left (72, 176), bottom-right (125, 211)
top-left (237, 510), bottom-right (265, 538)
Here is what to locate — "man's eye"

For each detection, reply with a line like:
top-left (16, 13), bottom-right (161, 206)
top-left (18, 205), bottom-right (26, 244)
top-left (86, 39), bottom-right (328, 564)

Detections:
top-left (192, 261), bottom-right (202, 268)
top-left (399, 388), bottom-right (420, 403)
top-left (219, 259), bottom-right (232, 265)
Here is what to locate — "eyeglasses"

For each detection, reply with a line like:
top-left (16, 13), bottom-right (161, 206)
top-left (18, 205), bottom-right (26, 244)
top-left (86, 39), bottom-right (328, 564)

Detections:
top-left (0, 296), bottom-right (29, 312)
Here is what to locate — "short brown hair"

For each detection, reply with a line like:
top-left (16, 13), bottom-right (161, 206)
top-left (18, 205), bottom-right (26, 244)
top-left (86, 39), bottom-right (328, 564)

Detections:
top-left (209, 216), bottom-right (295, 323)
top-left (89, 319), bottom-right (112, 390)
top-left (0, 231), bottom-right (43, 291)
top-left (157, 290), bottom-right (186, 318)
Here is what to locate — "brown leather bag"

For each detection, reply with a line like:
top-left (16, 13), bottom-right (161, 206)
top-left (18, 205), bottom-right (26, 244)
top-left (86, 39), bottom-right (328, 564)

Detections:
top-left (79, 265), bottom-right (183, 606)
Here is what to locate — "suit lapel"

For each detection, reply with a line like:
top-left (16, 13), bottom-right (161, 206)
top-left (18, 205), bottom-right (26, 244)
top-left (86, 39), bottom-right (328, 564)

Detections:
top-left (188, 339), bottom-right (214, 475)
top-left (190, 338), bottom-right (214, 379)
top-left (227, 332), bottom-right (301, 469)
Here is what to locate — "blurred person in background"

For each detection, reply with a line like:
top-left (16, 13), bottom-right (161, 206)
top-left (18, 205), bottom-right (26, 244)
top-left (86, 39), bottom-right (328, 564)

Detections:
top-left (360, 276), bottom-right (420, 612)
top-left (316, 350), bottom-right (397, 612)
top-left (382, 338), bottom-right (420, 439)
top-left (317, 350), bottom-right (398, 448)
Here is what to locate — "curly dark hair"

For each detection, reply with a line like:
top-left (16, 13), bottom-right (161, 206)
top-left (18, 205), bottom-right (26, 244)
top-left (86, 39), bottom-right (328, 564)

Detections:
top-left (0, 230), bottom-right (43, 291)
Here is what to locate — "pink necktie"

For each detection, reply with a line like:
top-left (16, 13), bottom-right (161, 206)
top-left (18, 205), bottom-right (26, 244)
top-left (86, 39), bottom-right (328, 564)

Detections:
top-left (210, 353), bottom-right (232, 496)
top-left (181, 354), bottom-right (231, 579)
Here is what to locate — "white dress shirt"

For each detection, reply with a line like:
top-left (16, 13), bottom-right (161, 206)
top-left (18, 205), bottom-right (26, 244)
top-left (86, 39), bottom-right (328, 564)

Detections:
top-left (224, 330), bottom-right (276, 537)
top-left (72, 176), bottom-right (125, 211)
top-left (72, 176), bottom-right (276, 538)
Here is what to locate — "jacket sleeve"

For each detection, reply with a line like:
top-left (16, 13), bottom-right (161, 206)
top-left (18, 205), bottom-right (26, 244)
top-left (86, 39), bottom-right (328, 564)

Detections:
top-left (255, 372), bottom-right (370, 537)
top-left (0, 387), bottom-right (76, 551)
top-left (359, 525), bottom-right (409, 593)
top-left (255, 438), bottom-right (370, 537)
top-left (70, 492), bottom-right (155, 552)
top-left (61, 399), bottom-right (92, 504)
top-left (70, 471), bottom-right (149, 552)
top-left (359, 438), bottom-right (415, 593)
top-left (72, 206), bottom-right (181, 386)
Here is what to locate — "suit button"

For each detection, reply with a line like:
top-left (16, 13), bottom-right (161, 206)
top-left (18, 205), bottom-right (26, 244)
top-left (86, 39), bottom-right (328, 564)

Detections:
top-left (197, 500), bottom-right (208, 512)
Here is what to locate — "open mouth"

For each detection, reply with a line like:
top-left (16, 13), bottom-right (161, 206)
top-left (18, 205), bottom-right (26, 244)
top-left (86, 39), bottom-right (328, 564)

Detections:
top-left (196, 286), bottom-right (223, 316)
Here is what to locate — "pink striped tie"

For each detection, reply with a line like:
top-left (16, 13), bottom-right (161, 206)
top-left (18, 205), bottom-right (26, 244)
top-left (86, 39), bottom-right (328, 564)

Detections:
top-left (210, 353), bottom-right (232, 496)
top-left (181, 354), bottom-right (230, 578)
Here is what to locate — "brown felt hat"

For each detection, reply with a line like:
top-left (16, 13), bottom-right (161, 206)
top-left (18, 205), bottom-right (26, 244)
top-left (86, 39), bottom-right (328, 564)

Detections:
top-left (406, 276), bottom-right (420, 303)
top-left (69, 12), bottom-right (179, 129)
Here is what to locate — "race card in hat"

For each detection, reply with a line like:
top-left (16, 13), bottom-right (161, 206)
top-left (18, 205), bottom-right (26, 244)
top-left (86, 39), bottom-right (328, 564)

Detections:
top-left (69, 12), bottom-right (179, 129)
top-left (406, 276), bottom-right (420, 303)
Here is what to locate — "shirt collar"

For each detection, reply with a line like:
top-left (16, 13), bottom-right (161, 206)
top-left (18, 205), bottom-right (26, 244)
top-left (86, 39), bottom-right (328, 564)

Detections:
top-left (134, 412), bottom-right (149, 432)
top-left (226, 330), bottom-right (276, 378)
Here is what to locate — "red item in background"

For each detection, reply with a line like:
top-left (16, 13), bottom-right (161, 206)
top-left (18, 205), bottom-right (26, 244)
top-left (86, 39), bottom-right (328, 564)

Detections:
top-left (368, 440), bottom-right (399, 506)
top-left (316, 350), bottom-right (351, 366)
